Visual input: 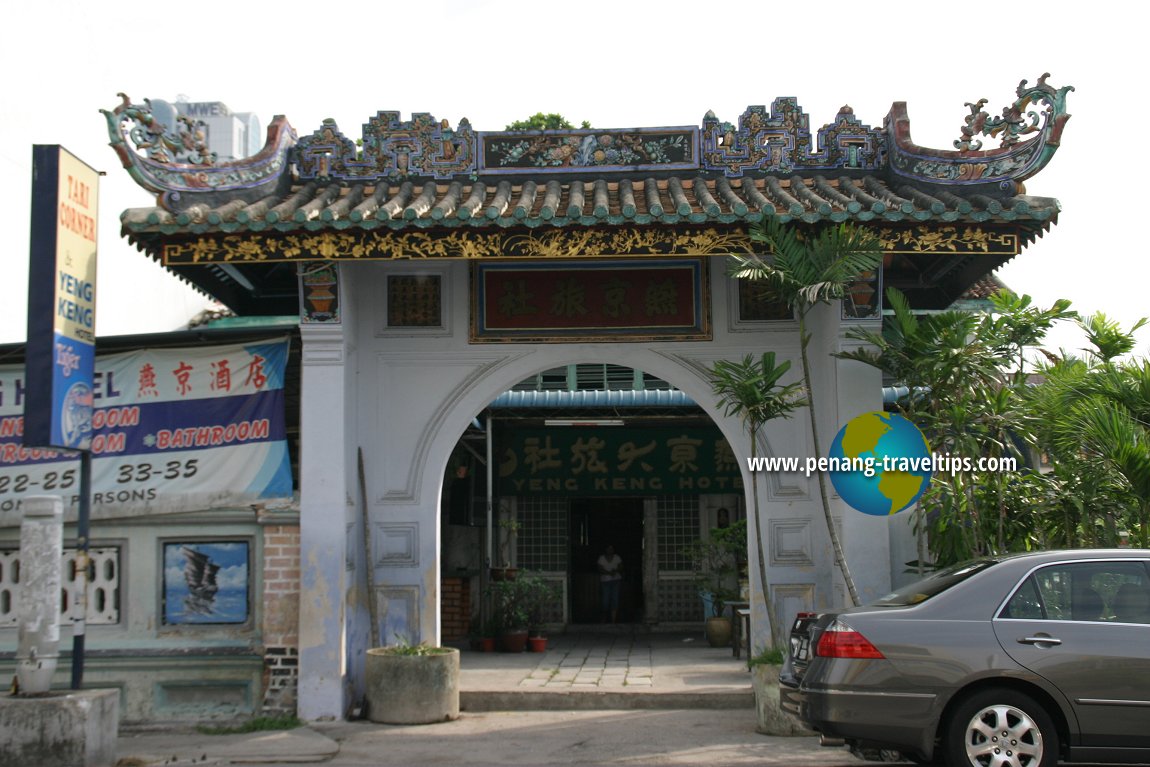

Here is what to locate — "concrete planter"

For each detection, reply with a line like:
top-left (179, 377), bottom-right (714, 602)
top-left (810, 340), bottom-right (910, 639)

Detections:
top-left (752, 664), bottom-right (814, 736)
top-left (365, 647), bottom-right (460, 725)
top-left (0, 689), bottom-right (119, 767)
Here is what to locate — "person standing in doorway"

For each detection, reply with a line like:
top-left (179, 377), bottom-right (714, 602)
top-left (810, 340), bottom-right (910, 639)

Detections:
top-left (597, 544), bottom-right (624, 623)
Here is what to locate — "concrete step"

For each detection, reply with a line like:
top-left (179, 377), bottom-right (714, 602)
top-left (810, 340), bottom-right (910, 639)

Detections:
top-left (461, 688), bottom-right (754, 711)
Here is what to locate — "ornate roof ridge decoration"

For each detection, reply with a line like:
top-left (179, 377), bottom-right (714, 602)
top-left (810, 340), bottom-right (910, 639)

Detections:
top-left (887, 74), bottom-right (1074, 193)
top-left (700, 100), bottom-right (884, 176)
top-left (105, 76), bottom-right (1070, 214)
top-left (102, 93), bottom-right (297, 211)
top-left (295, 112), bottom-right (476, 183)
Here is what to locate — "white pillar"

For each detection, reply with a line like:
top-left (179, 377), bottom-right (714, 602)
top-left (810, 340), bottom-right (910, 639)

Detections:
top-left (297, 322), bottom-right (352, 720)
top-left (17, 495), bottom-right (63, 693)
top-left (836, 315), bottom-right (894, 603)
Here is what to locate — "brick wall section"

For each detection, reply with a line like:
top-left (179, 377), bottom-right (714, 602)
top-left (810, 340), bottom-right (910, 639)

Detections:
top-left (441, 577), bottom-right (471, 641)
top-left (262, 524), bottom-right (300, 715)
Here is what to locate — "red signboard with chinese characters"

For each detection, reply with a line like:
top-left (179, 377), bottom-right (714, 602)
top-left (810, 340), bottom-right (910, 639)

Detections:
top-left (473, 259), bottom-right (709, 342)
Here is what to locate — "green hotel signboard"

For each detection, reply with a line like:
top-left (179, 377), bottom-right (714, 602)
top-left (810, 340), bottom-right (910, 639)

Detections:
top-left (496, 426), bottom-right (742, 496)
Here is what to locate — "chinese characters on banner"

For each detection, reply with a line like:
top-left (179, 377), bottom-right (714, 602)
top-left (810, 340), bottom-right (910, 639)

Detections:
top-left (474, 260), bottom-right (709, 342)
top-left (0, 339), bottom-right (293, 523)
top-left (497, 427), bottom-right (741, 496)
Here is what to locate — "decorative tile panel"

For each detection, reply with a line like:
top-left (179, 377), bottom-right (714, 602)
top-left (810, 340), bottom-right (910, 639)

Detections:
top-left (768, 519), bottom-right (814, 566)
top-left (374, 523), bottom-right (419, 568)
top-left (1, 547), bottom-right (121, 627)
top-left (387, 275), bottom-right (442, 328)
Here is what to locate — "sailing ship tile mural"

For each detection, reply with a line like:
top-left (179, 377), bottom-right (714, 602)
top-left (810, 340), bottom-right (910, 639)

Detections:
top-left (162, 541), bottom-right (250, 624)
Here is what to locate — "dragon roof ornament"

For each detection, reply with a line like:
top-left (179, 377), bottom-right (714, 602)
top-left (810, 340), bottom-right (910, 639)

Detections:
top-left (104, 76), bottom-right (1070, 213)
top-left (886, 74), bottom-right (1073, 191)
top-left (101, 94), bottom-right (296, 211)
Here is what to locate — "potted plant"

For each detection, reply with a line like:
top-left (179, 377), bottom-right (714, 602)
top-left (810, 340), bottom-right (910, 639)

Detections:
top-left (685, 519), bottom-right (747, 647)
top-left (524, 574), bottom-right (559, 652)
top-left (488, 571), bottom-right (556, 653)
top-left (468, 618), bottom-right (497, 653)
top-left (364, 637), bottom-right (460, 724)
top-left (488, 576), bottom-right (530, 652)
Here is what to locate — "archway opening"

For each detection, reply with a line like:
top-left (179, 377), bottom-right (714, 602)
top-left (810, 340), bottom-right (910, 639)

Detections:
top-left (437, 361), bottom-right (746, 642)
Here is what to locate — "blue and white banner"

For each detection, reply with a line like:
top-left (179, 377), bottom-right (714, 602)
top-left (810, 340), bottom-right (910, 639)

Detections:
top-left (1, 339), bottom-right (293, 524)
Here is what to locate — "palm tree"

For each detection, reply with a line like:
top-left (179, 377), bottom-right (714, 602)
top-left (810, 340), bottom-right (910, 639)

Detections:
top-left (1079, 313), bottom-right (1147, 365)
top-left (709, 351), bottom-right (804, 648)
top-left (730, 219), bottom-right (881, 606)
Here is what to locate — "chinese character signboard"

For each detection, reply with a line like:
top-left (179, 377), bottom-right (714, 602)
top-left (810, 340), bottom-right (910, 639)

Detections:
top-left (497, 426), bottom-right (740, 496)
top-left (472, 259), bottom-right (709, 342)
top-left (0, 339), bottom-right (293, 523)
top-left (24, 146), bottom-right (99, 451)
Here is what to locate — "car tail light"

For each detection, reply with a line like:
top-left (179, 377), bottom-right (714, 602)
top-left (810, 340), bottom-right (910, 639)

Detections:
top-left (815, 619), bottom-right (885, 659)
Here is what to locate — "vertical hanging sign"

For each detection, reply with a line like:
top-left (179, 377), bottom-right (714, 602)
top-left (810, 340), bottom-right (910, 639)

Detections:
top-left (24, 145), bottom-right (99, 451)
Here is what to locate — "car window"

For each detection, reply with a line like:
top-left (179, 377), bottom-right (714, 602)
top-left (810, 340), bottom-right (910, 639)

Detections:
top-left (874, 559), bottom-right (998, 606)
top-left (1001, 577), bottom-right (1044, 619)
top-left (1001, 561), bottom-right (1150, 623)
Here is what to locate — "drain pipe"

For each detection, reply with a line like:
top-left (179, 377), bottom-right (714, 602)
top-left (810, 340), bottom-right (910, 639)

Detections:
top-left (485, 414), bottom-right (493, 571)
top-left (16, 495), bottom-right (63, 694)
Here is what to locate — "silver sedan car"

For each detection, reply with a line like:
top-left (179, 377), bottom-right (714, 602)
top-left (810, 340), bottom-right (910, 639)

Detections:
top-left (779, 549), bottom-right (1150, 767)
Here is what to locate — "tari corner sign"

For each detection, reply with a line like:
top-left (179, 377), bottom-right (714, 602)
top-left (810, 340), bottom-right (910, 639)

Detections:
top-left (24, 145), bottom-right (99, 451)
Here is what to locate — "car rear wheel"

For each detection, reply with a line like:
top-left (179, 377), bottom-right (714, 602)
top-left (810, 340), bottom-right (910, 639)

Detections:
top-left (944, 688), bottom-right (1056, 767)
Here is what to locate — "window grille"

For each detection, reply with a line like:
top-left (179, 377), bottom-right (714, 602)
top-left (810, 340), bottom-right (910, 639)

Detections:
top-left (512, 364), bottom-right (671, 392)
top-left (512, 366), bottom-right (570, 391)
top-left (575, 364), bottom-right (636, 391)
top-left (656, 496), bottom-right (699, 571)
top-left (0, 547), bottom-right (121, 628)
top-left (515, 497), bottom-right (568, 572)
top-left (641, 372), bottom-right (673, 390)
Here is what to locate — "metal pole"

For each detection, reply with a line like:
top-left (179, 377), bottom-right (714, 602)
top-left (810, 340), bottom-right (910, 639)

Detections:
top-left (485, 415), bottom-right (493, 571)
top-left (70, 450), bottom-right (91, 689)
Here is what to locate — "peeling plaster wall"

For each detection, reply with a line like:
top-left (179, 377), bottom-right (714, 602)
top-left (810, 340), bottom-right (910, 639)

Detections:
top-left (0, 515), bottom-right (267, 724)
top-left (297, 256), bottom-right (904, 718)
top-left (297, 322), bottom-right (353, 721)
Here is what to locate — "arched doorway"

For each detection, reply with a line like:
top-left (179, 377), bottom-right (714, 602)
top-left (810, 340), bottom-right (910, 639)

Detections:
top-left (434, 360), bottom-right (747, 641)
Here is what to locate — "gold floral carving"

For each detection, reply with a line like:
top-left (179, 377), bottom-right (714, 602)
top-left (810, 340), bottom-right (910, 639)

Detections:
top-left (163, 227), bottom-right (755, 264)
top-left (163, 224), bottom-right (1019, 265)
top-left (873, 226), bottom-right (1018, 255)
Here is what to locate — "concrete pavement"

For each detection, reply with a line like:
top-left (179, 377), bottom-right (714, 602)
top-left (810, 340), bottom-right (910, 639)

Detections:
top-left (115, 711), bottom-right (877, 766)
top-left (113, 630), bottom-right (884, 766)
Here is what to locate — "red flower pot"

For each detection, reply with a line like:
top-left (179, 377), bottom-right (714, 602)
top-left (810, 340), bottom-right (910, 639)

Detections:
top-left (500, 629), bottom-right (528, 653)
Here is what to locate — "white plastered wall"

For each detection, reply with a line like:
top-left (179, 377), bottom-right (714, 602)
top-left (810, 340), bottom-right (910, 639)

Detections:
top-left (296, 255), bottom-right (900, 718)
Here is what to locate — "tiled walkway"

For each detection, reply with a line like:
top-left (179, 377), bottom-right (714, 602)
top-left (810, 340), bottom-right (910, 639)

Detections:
top-left (458, 628), bottom-right (753, 709)
top-left (519, 632), bottom-right (653, 688)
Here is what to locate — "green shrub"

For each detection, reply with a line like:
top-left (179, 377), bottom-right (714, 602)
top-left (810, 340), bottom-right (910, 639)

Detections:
top-left (749, 646), bottom-right (785, 667)
top-left (195, 714), bottom-right (301, 735)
